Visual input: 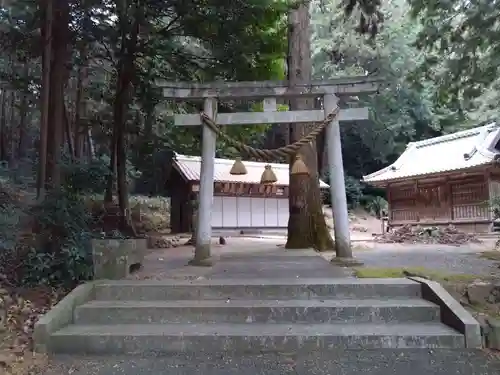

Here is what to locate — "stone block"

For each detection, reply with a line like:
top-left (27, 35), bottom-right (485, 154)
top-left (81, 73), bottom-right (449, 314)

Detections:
top-left (408, 276), bottom-right (482, 348)
top-left (94, 278), bottom-right (422, 301)
top-left (466, 281), bottom-right (499, 305)
top-left (92, 239), bottom-right (146, 280)
top-left (49, 322), bottom-right (465, 355)
top-left (486, 318), bottom-right (500, 350)
top-left (33, 282), bottom-right (96, 353)
top-left (74, 299), bottom-right (440, 325)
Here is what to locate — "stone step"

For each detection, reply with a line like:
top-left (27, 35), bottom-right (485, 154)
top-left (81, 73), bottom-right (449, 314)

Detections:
top-left (94, 278), bottom-right (422, 301)
top-left (74, 299), bottom-right (440, 325)
top-left (49, 322), bottom-right (465, 354)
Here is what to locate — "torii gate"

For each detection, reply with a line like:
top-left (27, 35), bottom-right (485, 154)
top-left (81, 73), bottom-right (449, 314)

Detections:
top-left (159, 77), bottom-right (382, 265)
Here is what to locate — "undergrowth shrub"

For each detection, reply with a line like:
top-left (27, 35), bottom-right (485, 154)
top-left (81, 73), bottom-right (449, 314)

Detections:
top-left (322, 173), bottom-right (365, 208)
top-left (63, 155), bottom-right (141, 195)
top-left (0, 181), bottom-right (102, 288)
top-left (19, 189), bottom-right (99, 287)
top-left (364, 195), bottom-right (388, 219)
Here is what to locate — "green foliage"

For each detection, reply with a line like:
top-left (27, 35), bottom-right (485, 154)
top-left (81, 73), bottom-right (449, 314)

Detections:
top-left (63, 155), bottom-right (141, 195)
top-left (0, 203), bottom-right (20, 251)
top-left (343, 175), bottom-right (364, 207)
top-left (322, 172), bottom-right (365, 208)
top-left (408, 0), bottom-right (500, 110)
top-left (365, 195), bottom-right (388, 218)
top-left (311, 0), bottom-right (459, 169)
top-left (21, 189), bottom-right (97, 287)
top-left (311, 0), bottom-right (481, 207)
top-left (21, 230), bottom-right (94, 287)
top-left (488, 196), bottom-right (500, 219)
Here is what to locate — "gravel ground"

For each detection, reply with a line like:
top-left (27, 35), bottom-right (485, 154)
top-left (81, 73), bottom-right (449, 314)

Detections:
top-left (220, 237), bottom-right (500, 277)
top-left (352, 243), bottom-right (500, 277)
top-left (135, 237), bottom-right (500, 279)
top-left (41, 350), bottom-right (500, 375)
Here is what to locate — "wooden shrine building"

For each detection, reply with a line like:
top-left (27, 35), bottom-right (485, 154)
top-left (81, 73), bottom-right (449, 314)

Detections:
top-left (363, 123), bottom-right (500, 233)
top-left (168, 154), bottom-right (329, 233)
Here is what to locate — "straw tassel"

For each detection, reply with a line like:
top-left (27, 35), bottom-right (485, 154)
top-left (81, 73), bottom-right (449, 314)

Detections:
top-left (291, 154), bottom-right (309, 176)
top-left (229, 157), bottom-right (247, 175)
top-left (260, 165), bottom-right (278, 184)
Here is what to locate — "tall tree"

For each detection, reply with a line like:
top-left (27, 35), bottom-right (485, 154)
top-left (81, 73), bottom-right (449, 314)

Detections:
top-left (408, 0), bottom-right (500, 117)
top-left (285, 1), bottom-right (335, 251)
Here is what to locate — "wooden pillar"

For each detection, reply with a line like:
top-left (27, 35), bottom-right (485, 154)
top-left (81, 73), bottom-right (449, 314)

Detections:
top-left (445, 178), bottom-right (453, 221)
top-left (386, 183), bottom-right (392, 232)
top-left (485, 170), bottom-right (493, 221)
top-left (324, 94), bottom-right (351, 258)
top-left (170, 189), bottom-right (181, 233)
top-left (414, 180), bottom-right (420, 222)
top-left (190, 98), bottom-right (217, 266)
top-left (182, 188), bottom-right (194, 233)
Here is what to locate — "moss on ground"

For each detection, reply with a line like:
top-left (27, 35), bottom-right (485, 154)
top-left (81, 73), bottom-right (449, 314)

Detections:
top-left (479, 250), bottom-right (500, 262)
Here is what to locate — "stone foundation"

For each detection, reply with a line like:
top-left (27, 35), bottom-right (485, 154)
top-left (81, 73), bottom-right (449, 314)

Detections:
top-left (92, 239), bottom-right (146, 280)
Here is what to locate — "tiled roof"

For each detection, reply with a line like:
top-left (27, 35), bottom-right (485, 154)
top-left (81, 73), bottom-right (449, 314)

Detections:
top-left (363, 123), bottom-right (500, 184)
top-left (173, 154), bottom-right (330, 188)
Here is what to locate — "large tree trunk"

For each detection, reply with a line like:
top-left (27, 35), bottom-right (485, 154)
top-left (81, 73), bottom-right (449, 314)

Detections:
top-left (37, 0), bottom-right (53, 198)
top-left (18, 63), bottom-right (30, 160)
top-left (285, 2), bottom-right (335, 251)
top-left (38, 0), bottom-right (69, 194)
top-left (114, 59), bottom-right (135, 235)
top-left (104, 126), bottom-right (117, 203)
top-left (0, 87), bottom-right (7, 162)
top-left (45, 0), bottom-right (70, 190)
top-left (8, 88), bottom-right (16, 166)
top-left (63, 103), bottom-right (75, 161)
top-left (108, 0), bottom-right (142, 235)
top-left (74, 45), bottom-right (87, 160)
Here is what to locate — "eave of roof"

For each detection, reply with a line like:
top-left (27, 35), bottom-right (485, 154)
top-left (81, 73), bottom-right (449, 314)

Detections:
top-left (173, 154), bottom-right (330, 188)
top-left (363, 123), bottom-right (500, 185)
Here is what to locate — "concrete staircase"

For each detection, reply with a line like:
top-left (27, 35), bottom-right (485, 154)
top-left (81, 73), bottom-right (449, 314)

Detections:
top-left (47, 278), bottom-right (466, 354)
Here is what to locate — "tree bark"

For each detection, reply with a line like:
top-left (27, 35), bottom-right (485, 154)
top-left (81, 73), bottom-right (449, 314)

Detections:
top-left (63, 102), bottom-right (75, 161)
top-left (8, 88), bottom-right (16, 165)
top-left (74, 45), bottom-right (87, 160)
top-left (108, 0), bottom-right (142, 235)
top-left (38, 0), bottom-right (69, 193)
top-left (45, 0), bottom-right (69, 190)
top-left (37, 0), bottom-right (53, 198)
top-left (18, 63), bottom-right (30, 160)
top-left (285, 2), bottom-right (335, 251)
top-left (104, 129), bottom-right (117, 203)
top-left (0, 87), bottom-right (6, 162)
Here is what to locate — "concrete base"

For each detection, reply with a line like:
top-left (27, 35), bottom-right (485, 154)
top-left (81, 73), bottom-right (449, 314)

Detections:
top-left (330, 257), bottom-right (364, 267)
top-left (485, 318), bottom-right (500, 349)
top-left (92, 239), bottom-right (146, 280)
top-left (187, 258), bottom-right (213, 267)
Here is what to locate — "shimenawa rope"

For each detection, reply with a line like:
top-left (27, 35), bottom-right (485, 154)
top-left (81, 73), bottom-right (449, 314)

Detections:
top-left (199, 106), bottom-right (340, 161)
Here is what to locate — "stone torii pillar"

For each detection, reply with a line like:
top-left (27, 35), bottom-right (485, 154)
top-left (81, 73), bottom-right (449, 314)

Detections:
top-left (324, 94), bottom-right (351, 257)
top-left (159, 77), bottom-right (382, 265)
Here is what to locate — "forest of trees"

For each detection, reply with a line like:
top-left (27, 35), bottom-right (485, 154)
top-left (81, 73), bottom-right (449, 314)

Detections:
top-left (0, 0), bottom-right (498, 286)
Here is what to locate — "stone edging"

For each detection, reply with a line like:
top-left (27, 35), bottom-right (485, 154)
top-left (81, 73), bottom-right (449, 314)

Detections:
top-left (33, 282), bottom-right (97, 353)
top-left (407, 276), bottom-right (482, 349)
